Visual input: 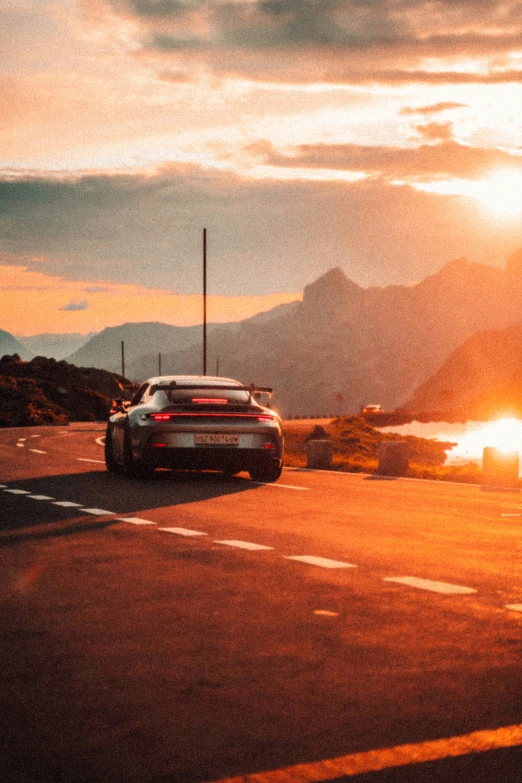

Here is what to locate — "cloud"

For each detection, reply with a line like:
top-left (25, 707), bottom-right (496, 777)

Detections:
top-left (60, 299), bottom-right (89, 311)
top-left (90, 0), bottom-right (522, 85)
top-left (249, 139), bottom-right (522, 180)
top-left (414, 122), bottom-right (454, 142)
top-left (400, 102), bottom-right (467, 116)
top-left (2, 164), bottom-right (522, 300)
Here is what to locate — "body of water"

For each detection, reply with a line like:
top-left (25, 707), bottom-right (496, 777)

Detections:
top-left (380, 418), bottom-right (522, 468)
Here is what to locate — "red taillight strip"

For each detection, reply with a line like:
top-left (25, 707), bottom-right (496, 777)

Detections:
top-left (191, 398), bottom-right (228, 404)
top-left (150, 413), bottom-right (275, 421)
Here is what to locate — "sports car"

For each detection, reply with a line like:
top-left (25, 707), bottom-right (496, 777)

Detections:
top-left (104, 375), bottom-right (283, 482)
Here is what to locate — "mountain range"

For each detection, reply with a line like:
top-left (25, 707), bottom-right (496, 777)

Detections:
top-left (5, 251), bottom-right (522, 417)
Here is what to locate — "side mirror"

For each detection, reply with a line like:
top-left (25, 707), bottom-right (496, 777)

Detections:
top-left (110, 398), bottom-right (127, 414)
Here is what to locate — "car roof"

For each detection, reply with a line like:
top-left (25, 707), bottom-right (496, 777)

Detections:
top-left (146, 375), bottom-right (242, 387)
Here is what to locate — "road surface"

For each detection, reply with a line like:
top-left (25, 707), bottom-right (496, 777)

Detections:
top-left (1, 424), bottom-right (522, 783)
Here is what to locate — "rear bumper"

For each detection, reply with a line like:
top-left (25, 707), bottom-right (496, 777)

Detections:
top-left (142, 446), bottom-right (282, 472)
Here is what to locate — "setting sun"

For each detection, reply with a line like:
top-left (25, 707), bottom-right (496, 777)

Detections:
top-left (470, 170), bottom-right (522, 218)
top-left (452, 417), bottom-right (522, 461)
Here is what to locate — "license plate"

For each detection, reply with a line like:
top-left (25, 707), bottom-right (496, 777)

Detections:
top-left (194, 433), bottom-right (239, 446)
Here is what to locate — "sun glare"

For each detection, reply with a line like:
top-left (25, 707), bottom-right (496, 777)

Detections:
top-left (414, 169), bottom-right (522, 219)
top-left (451, 418), bottom-right (522, 461)
top-left (470, 170), bottom-right (522, 218)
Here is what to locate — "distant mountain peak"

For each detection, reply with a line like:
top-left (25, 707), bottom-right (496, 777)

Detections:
top-left (303, 267), bottom-right (362, 308)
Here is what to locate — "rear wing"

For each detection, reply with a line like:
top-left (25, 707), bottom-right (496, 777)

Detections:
top-left (149, 382), bottom-right (273, 398)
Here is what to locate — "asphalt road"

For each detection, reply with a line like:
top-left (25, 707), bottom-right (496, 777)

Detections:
top-left (1, 424), bottom-right (522, 783)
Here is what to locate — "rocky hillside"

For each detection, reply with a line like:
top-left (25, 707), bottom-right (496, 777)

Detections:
top-left (405, 324), bottom-right (522, 420)
top-left (0, 355), bottom-right (126, 427)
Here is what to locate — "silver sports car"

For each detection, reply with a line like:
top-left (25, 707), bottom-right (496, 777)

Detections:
top-left (105, 375), bottom-right (283, 482)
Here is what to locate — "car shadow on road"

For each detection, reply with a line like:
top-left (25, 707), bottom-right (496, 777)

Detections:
top-left (0, 469), bottom-right (260, 537)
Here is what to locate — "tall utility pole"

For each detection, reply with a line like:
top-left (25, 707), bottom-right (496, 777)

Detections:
top-left (203, 227), bottom-right (207, 376)
top-left (121, 340), bottom-right (125, 380)
top-left (158, 352), bottom-right (162, 376)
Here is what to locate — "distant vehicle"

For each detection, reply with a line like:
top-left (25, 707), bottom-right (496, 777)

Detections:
top-left (105, 375), bottom-right (283, 482)
top-left (361, 404), bottom-right (384, 415)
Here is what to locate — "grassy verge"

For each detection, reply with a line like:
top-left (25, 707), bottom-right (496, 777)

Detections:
top-left (284, 416), bottom-right (483, 484)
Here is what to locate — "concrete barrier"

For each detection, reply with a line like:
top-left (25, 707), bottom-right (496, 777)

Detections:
top-left (306, 439), bottom-right (333, 469)
top-left (377, 441), bottom-right (409, 477)
top-left (482, 447), bottom-right (519, 489)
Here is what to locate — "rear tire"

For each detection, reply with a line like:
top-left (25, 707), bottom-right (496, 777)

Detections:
top-left (249, 461), bottom-right (282, 483)
top-left (104, 427), bottom-right (122, 474)
top-left (123, 427), bottom-right (154, 479)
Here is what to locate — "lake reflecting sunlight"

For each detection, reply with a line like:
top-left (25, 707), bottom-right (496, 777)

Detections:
top-left (381, 417), bottom-right (522, 470)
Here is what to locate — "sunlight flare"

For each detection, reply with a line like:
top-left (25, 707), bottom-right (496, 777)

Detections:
top-left (452, 418), bottom-right (522, 460)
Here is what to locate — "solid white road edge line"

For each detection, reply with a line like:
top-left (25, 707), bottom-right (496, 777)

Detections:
top-left (200, 722), bottom-right (522, 783)
top-left (384, 576), bottom-right (476, 595)
top-left (253, 482), bottom-right (310, 490)
top-left (286, 555), bottom-right (357, 569)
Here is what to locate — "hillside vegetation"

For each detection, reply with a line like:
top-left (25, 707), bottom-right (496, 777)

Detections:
top-left (0, 355), bottom-right (125, 427)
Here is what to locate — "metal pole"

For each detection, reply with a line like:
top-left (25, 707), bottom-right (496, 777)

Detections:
top-left (121, 340), bottom-right (125, 380)
top-left (216, 357), bottom-right (219, 376)
top-left (158, 352), bottom-right (162, 376)
top-left (203, 227), bottom-right (207, 376)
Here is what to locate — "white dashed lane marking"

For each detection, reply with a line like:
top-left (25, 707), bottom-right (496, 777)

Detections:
top-left (81, 508), bottom-right (115, 516)
top-left (214, 540), bottom-right (274, 551)
top-left (286, 555), bottom-right (357, 569)
top-left (29, 449), bottom-right (47, 454)
top-left (16, 443), bottom-right (24, 448)
top-left (116, 517), bottom-right (157, 526)
top-left (158, 527), bottom-right (208, 537)
top-left (384, 577), bottom-right (476, 595)
top-left (77, 458), bottom-right (105, 464)
top-left (0, 482), bottom-right (517, 614)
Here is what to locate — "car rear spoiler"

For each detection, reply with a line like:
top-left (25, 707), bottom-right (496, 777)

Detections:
top-left (149, 382), bottom-right (273, 398)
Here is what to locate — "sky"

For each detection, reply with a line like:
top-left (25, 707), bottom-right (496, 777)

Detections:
top-left (3, 0), bottom-right (522, 335)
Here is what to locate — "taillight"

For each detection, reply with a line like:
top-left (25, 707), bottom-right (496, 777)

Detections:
top-left (257, 415), bottom-right (274, 421)
top-left (151, 414), bottom-right (171, 421)
top-left (191, 398), bottom-right (228, 404)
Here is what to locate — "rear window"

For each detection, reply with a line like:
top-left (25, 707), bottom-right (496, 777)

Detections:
top-left (156, 387), bottom-right (251, 405)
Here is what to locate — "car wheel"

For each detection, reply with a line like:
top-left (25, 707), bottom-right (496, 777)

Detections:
top-left (123, 426), bottom-right (154, 479)
top-left (249, 461), bottom-right (282, 483)
top-left (104, 427), bottom-right (122, 474)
